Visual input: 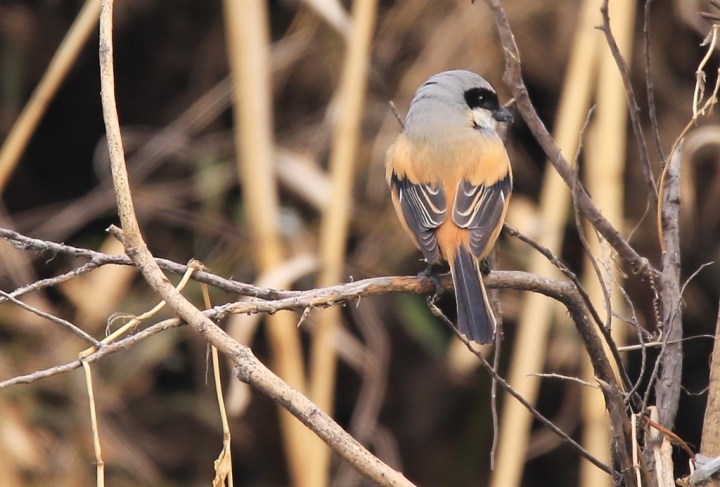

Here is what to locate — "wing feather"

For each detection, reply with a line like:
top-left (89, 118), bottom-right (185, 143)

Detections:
top-left (452, 175), bottom-right (512, 257)
top-left (391, 173), bottom-right (447, 263)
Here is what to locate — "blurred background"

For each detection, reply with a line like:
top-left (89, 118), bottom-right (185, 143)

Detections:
top-left (1, 0), bottom-right (719, 486)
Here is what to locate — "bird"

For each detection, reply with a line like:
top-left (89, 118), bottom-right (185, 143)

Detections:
top-left (385, 70), bottom-right (513, 344)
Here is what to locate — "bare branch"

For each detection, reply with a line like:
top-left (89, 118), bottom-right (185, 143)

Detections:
top-left (0, 289), bottom-right (102, 347)
top-left (643, 0), bottom-right (665, 161)
top-left (655, 146), bottom-right (683, 428)
top-left (505, 223), bottom-right (634, 396)
top-left (0, 317), bottom-right (181, 389)
top-left (1, 226), bottom-right (591, 320)
top-left (481, 0), bottom-right (659, 282)
top-left (426, 299), bottom-right (613, 476)
top-left (98, 0), bottom-right (414, 483)
top-left (599, 0), bottom-right (657, 197)
top-left (0, 226), bottom-right (298, 300)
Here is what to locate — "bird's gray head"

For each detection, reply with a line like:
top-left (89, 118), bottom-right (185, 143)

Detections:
top-left (403, 70), bottom-right (512, 145)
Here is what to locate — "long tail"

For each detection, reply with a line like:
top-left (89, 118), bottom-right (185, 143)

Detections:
top-left (450, 246), bottom-right (496, 344)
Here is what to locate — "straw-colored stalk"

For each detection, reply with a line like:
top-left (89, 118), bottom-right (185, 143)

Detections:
top-left (490, 1), bottom-right (601, 486)
top-left (580, 1), bottom-right (636, 485)
top-left (202, 284), bottom-right (234, 487)
top-left (700, 307), bottom-right (720, 487)
top-left (307, 0), bottom-right (378, 484)
top-left (81, 360), bottom-right (104, 487)
top-left (222, 1), bottom-right (311, 485)
top-left (0, 0), bottom-right (101, 191)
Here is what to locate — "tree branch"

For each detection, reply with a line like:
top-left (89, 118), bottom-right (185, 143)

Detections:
top-left (0, 226), bottom-right (297, 300)
top-left (482, 0), bottom-right (659, 282)
top-left (599, 0), bottom-right (657, 198)
top-left (98, 1), bottom-right (414, 484)
top-left (655, 145), bottom-right (683, 428)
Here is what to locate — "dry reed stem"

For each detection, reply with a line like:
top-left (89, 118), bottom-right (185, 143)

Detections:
top-left (81, 360), bottom-right (104, 487)
top-left (205, 284), bottom-right (234, 487)
top-left (0, 0), bottom-right (101, 191)
top-left (491, 2), bottom-right (601, 485)
top-left (699, 305), bottom-right (720, 487)
top-left (580, 1), bottom-right (636, 485)
top-left (309, 0), bottom-right (377, 483)
top-left (222, 0), bottom-right (311, 484)
top-left (211, 344), bottom-right (233, 487)
top-left (300, 0), bottom-right (351, 36)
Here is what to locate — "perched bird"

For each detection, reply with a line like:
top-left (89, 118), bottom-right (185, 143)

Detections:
top-left (386, 70), bottom-right (513, 344)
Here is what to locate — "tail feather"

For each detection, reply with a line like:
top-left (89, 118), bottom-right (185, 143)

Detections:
top-left (450, 247), bottom-right (496, 344)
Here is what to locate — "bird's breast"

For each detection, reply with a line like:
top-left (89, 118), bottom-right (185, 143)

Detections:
top-left (387, 131), bottom-right (510, 188)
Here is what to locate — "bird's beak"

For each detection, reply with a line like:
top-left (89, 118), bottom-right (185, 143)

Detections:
top-left (492, 106), bottom-right (513, 123)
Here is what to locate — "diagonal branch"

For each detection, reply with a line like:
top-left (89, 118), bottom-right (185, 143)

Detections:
top-left (0, 289), bottom-right (102, 347)
top-left (427, 300), bottom-right (613, 476)
top-left (482, 0), bottom-right (659, 282)
top-left (98, 1), bottom-right (413, 485)
top-left (599, 0), bottom-right (657, 198)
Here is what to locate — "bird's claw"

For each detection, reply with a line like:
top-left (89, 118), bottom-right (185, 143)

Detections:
top-left (480, 258), bottom-right (491, 276)
top-left (420, 263), bottom-right (444, 302)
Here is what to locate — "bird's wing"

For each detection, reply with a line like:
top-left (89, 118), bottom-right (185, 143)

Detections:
top-left (390, 173), bottom-right (447, 263)
top-left (452, 174), bottom-right (512, 258)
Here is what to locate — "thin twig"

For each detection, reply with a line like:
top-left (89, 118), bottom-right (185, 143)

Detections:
top-left (482, 0), bottom-right (659, 283)
top-left (527, 373), bottom-right (601, 389)
top-left (388, 100), bottom-right (405, 129)
top-left (0, 227), bottom-right (299, 300)
top-left (599, 0), bottom-right (657, 198)
top-left (426, 300), bottom-right (613, 476)
top-left (571, 172), bottom-right (636, 398)
top-left (0, 289), bottom-right (102, 348)
top-left (642, 415), bottom-right (695, 460)
top-left (0, 317), bottom-right (181, 389)
top-left (618, 334), bottom-right (716, 352)
top-left (643, 0), bottom-right (665, 161)
top-left (490, 311), bottom-right (502, 470)
top-left (504, 224), bottom-right (604, 330)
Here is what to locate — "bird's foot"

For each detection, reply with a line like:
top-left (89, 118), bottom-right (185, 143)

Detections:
top-left (480, 258), bottom-right (491, 276)
top-left (420, 262), bottom-right (444, 302)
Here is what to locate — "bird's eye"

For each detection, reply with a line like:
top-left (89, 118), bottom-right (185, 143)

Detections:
top-left (464, 87), bottom-right (499, 111)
